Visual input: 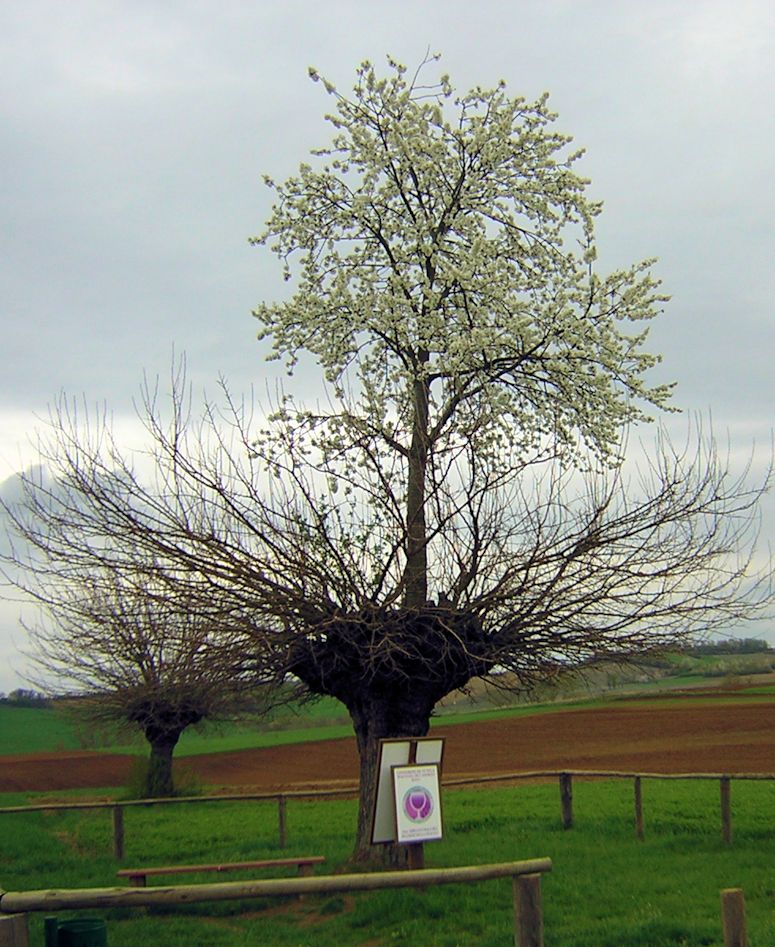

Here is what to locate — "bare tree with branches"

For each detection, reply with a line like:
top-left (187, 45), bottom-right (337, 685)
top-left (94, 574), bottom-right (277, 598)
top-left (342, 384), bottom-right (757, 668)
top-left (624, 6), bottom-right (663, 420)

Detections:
top-left (3, 457), bottom-right (279, 797)
top-left (2, 376), bottom-right (769, 854)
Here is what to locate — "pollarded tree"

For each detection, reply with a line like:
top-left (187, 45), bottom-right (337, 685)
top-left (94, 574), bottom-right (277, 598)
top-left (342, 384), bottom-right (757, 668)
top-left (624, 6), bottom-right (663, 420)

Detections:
top-left (3, 456), bottom-right (276, 798)
top-left (3, 373), bottom-right (768, 863)
top-left (247, 57), bottom-right (771, 860)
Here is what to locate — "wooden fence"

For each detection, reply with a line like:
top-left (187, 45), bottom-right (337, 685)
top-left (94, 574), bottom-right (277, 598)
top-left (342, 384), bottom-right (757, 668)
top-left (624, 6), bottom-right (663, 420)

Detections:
top-left (0, 869), bottom-right (754, 946)
top-left (0, 789), bottom-right (349, 859)
top-left (0, 769), bottom-right (767, 857)
top-left (448, 769), bottom-right (768, 845)
top-left (0, 774), bottom-right (762, 945)
top-left (0, 858), bottom-right (552, 947)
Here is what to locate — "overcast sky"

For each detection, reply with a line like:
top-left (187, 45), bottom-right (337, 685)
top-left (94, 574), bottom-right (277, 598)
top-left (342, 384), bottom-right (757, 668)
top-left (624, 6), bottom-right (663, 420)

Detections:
top-left (1, 1), bottom-right (774, 692)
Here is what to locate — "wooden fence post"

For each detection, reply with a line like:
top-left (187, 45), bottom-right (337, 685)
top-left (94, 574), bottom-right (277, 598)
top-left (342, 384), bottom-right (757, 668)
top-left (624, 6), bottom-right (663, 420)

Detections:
top-left (634, 776), bottom-right (644, 840)
top-left (720, 887), bottom-right (747, 947)
top-left (277, 795), bottom-right (287, 849)
top-left (407, 843), bottom-right (425, 871)
top-left (112, 805), bottom-right (125, 860)
top-left (559, 773), bottom-right (573, 829)
top-left (720, 777), bottom-right (732, 844)
top-left (0, 912), bottom-right (29, 947)
top-left (513, 873), bottom-right (543, 947)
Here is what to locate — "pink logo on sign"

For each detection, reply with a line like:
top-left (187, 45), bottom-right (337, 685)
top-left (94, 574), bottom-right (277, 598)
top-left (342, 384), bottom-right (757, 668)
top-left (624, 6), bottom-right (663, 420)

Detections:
top-left (403, 785), bottom-right (433, 822)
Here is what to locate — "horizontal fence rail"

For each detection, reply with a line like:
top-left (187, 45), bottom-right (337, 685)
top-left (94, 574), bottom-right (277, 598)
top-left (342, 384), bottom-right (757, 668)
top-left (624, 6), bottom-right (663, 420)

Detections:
top-left (5, 769), bottom-right (772, 811)
top-left (0, 858), bottom-right (552, 911)
top-left (0, 788), bottom-right (359, 814)
top-left (0, 859), bottom-right (553, 947)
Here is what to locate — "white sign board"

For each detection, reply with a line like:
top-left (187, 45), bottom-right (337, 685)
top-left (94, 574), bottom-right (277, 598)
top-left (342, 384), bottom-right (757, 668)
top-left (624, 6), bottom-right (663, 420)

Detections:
top-left (370, 737), bottom-right (444, 844)
top-left (392, 763), bottom-right (443, 843)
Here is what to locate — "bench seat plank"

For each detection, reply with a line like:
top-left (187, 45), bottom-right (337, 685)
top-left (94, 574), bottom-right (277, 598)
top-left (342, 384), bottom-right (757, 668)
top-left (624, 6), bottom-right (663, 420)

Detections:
top-left (117, 857), bottom-right (325, 887)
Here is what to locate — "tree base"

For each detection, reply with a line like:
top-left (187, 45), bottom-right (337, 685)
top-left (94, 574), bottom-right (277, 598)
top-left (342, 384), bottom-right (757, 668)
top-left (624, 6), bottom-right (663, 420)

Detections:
top-left (347, 841), bottom-right (413, 871)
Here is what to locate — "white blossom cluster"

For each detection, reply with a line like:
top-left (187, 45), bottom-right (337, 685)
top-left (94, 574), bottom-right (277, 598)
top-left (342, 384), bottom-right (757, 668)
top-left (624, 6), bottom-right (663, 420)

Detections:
top-left (252, 56), bottom-right (673, 480)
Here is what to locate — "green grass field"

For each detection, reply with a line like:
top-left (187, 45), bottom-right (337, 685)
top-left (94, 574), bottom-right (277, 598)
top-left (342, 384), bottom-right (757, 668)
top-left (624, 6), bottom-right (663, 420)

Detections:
top-left (0, 699), bottom-right (357, 757)
top-left (0, 704), bottom-right (86, 754)
top-left (3, 778), bottom-right (775, 945)
top-left (5, 674), bottom-right (775, 944)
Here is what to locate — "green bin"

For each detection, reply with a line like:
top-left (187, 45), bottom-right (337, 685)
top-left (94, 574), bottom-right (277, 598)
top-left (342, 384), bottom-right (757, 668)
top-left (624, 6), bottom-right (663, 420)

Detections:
top-left (44, 916), bottom-right (107, 947)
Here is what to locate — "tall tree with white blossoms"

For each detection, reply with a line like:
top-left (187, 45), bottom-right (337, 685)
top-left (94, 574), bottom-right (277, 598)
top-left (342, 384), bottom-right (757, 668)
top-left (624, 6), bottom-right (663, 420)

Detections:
top-left (249, 56), bottom-right (768, 864)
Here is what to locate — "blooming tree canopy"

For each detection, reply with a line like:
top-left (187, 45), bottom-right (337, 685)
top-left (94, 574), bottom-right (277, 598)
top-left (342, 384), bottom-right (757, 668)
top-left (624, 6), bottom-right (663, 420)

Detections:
top-left (255, 58), bottom-right (671, 448)
top-left (252, 56), bottom-right (673, 609)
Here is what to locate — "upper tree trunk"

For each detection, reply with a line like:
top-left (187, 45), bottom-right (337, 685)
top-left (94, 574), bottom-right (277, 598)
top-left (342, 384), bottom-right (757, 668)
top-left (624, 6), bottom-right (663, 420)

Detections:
top-left (404, 363), bottom-right (430, 608)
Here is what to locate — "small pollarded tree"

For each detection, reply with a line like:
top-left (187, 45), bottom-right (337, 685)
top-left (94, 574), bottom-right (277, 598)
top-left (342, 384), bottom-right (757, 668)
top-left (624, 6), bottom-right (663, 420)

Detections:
top-left (2, 455), bottom-right (277, 798)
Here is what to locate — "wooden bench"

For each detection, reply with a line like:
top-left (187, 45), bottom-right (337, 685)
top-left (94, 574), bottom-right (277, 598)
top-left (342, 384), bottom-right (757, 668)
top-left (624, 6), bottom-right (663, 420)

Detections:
top-left (117, 856), bottom-right (326, 887)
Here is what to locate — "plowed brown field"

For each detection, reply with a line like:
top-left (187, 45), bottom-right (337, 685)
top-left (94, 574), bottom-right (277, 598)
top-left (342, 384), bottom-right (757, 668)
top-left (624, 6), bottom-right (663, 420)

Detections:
top-left (3, 694), bottom-right (775, 793)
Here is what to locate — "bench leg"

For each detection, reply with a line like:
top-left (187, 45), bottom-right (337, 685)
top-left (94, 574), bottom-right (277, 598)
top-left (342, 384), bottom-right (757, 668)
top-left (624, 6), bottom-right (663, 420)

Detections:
top-left (295, 862), bottom-right (315, 901)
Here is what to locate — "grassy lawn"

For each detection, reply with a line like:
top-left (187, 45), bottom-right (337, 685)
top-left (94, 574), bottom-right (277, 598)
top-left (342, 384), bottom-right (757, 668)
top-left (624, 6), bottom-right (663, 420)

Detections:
top-left (3, 778), bottom-right (775, 945)
top-left (0, 704), bottom-right (86, 754)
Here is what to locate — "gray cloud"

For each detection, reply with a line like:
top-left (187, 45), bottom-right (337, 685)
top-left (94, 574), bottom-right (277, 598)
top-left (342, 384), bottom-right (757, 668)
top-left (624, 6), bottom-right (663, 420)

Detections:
top-left (1, 0), bottom-right (773, 689)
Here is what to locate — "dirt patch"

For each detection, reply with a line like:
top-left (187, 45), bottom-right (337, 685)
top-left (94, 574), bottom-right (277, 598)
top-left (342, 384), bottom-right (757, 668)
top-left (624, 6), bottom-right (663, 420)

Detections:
top-left (0, 751), bottom-right (138, 792)
top-left (2, 698), bottom-right (775, 793)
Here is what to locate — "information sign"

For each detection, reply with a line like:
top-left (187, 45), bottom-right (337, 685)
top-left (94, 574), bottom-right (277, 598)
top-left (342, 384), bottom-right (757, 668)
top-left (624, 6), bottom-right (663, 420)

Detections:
top-left (392, 763), bottom-right (443, 843)
top-left (370, 737), bottom-right (444, 844)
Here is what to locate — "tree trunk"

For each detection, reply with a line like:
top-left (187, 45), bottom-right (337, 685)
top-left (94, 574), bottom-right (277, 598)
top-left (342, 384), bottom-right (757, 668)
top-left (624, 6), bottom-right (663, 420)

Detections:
top-left (347, 688), bottom-right (436, 867)
top-left (144, 731), bottom-right (182, 797)
top-left (288, 608), bottom-right (489, 868)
